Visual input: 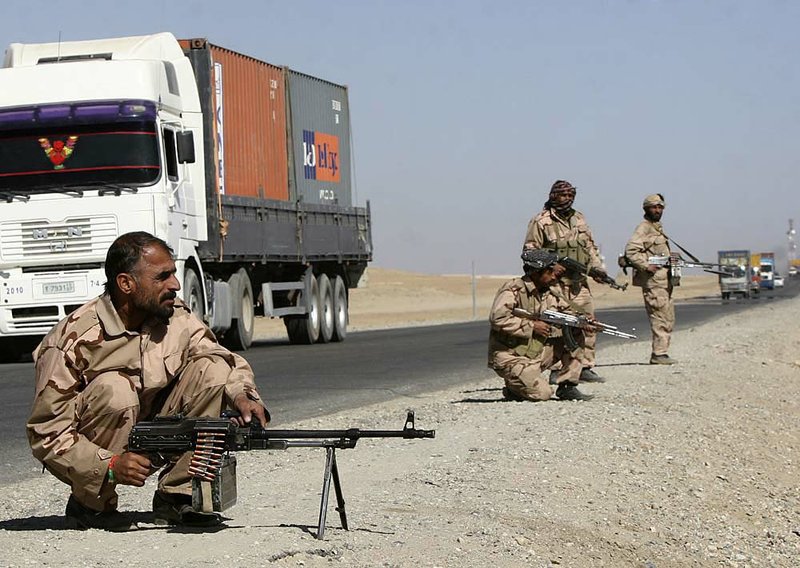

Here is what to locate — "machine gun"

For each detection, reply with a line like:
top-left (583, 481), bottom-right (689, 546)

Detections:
top-left (129, 411), bottom-right (435, 539)
top-left (648, 255), bottom-right (733, 277)
top-left (512, 307), bottom-right (637, 341)
top-left (557, 256), bottom-right (628, 291)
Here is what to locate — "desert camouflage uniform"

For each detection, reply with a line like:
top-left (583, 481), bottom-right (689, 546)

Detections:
top-left (523, 208), bottom-right (602, 367)
top-left (624, 219), bottom-right (675, 356)
top-left (488, 276), bottom-right (583, 401)
top-left (27, 295), bottom-right (260, 512)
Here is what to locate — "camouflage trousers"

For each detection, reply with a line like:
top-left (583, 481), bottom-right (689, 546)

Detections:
top-left (563, 280), bottom-right (596, 368)
top-left (70, 358), bottom-right (230, 511)
top-left (642, 285), bottom-right (675, 356)
top-left (492, 341), bottom-right (583, 402)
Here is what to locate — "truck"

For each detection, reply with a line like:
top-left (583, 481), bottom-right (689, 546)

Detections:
top-left (717, 250), bottom-right (752, 299)
top-left (758, 252), bottom-right (775, 290)
top-left (0, 33), bottom-right (372, 359)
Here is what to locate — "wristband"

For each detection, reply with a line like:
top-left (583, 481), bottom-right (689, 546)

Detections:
top-left (107, 455), bottom-right (119, 484)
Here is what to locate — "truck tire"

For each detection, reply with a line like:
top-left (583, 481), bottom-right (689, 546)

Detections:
top-left (285, 274), bottom-right (321, 344)
top-left (721, 292), bottom-right (730, 300)
top-left (317, 274), bottom-right (334, 343)
top-left (183, 267), bottom-right (205, 321)
top-left (223, 268), bottom-right (254, 351)
top-left (331, 275), bottom-right (347, 342)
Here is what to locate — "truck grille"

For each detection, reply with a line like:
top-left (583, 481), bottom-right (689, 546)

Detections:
top-left (0, 216), bottom-right (117, 262)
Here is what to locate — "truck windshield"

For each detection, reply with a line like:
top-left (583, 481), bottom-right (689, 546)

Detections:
top-left (0, 100), bottom-right (160, 192)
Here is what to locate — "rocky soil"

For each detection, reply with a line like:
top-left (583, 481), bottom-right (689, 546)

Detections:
top-left (1, 281), bottom-right (797, 567)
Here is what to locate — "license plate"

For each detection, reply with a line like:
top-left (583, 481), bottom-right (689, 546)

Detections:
top-left (43, 281), bottom-right (75, 295)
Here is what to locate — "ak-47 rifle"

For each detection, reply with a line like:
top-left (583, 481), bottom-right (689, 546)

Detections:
top-left (557, 256), bottom-right (628, 291)
top-left (511, 307), bottom-right (636, 351)
top-left (647, 255), bottom-right (734, 277)
top-left (129, 411), bottom-right (435, 539)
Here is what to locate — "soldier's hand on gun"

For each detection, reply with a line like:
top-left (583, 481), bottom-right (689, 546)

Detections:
top-left (646, 263), bottom-right (661, 274)
top-left (580, 317), bottom-right (603, 332)
top-left (531, 320), bottom-right (552, 337)
top-left (111, 452), bottom-right (153, 486)
top-left (233, 392), bottom-right (271, 428)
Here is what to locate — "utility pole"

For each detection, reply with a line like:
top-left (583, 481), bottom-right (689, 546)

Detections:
top-left (788, 219), bottom-right (796, 273)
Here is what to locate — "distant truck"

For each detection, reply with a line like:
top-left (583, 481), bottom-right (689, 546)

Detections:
top-left (759, 252), bottom-right (775, 290)
top-left (717, 250), bottom-right (752, 299)
top-left (0, 33), bottom-right (372, 356)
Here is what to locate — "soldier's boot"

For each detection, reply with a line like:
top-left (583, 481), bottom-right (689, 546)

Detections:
top-left (649, 354), bottom-right (677, 365)
top-left (555, 383), bottom-right (594, 401)
top-left (153, 491), bottom-right (222, 528)
top-left (579, 367), bottom-right (606, 383)
top-left (65, 495), bottom-right (138, 532)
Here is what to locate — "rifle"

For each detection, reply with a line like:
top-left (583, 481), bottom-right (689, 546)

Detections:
top-left (129, 411), bottom-right (435, 539)
top-left (648, 255), bottom-right (733, 277)
top-left (557, 256), bottom-right (628, 291)
top-left (512, 307), bottom-right (637, 340)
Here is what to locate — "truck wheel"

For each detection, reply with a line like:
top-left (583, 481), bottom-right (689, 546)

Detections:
top-left (223, 268), bottom-right (254, 351)
top-left (721, 292), bottom-right (730, 300)
top-left (331, 275), bottom-right (347, 342)
top-left (317, 274), bottom-right (334, 343)
top-left (183, 267), bottom-right (205, 321)
top-left (285, 274), bottom-right (320, 344)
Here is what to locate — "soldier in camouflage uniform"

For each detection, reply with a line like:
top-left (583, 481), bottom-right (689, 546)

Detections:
top-left (27, 232), bottom-right (269, 531)
top-left (624, 194), bottom-right (677, 365)
top-left (523, 180), bottom-right (608, 383)
top-left (488, 249), bottom-right (594, 402)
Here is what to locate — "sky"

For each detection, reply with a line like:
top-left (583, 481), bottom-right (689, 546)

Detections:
top-left (1, 0), bottom-right (798, 275)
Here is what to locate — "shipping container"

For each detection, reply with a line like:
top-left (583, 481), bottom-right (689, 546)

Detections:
top-left (179, 38), bottom-right (289, 201)
top-left (287, 70), bottom-right (352, 207)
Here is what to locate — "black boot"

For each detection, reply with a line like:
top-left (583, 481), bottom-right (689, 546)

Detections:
top-left (556, 383), bottom-right (594, 401)
top-left (65, 495), bottom-right (138, 532)
top-left (153, 491), bottom-right (222, 527)
top-left (579, 368), bottom-right (606, 383)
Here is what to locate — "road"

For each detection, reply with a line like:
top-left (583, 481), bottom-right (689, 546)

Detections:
top-left (1, 278), bottom-right (797, 485)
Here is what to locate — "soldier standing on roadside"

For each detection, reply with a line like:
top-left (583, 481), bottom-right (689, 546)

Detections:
top-left (488, 249), bottom-right (594, 402)
top-left (623, 193), bottom-right (677, 365)
top-left (523, 180), bottom-right (608, 383)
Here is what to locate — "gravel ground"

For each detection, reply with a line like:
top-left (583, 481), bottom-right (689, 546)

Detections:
top-left (1, 297), bottom-right (798, 567)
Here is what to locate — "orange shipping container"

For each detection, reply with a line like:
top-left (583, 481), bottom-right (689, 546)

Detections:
top-left (179, 38), bottom-right (289, 201)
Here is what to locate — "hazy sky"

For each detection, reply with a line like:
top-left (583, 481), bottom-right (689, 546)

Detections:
top-left (2, 1), bottom-right (798, 274)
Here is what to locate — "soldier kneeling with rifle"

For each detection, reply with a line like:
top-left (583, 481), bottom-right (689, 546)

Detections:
top-left (488, 249), bottom-right (596, 402)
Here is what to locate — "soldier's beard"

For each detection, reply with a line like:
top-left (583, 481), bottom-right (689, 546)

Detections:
top-left (645, 210), bottom-right (663, 222)
top-left (133, 291), bottom-right (176, 323)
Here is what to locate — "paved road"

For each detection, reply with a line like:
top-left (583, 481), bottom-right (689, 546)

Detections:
top-left (1, 278), bottom-right (796, 484)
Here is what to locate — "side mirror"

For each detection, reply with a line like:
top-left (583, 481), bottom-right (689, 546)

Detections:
top-left (177, 131), bottom-right (195, 164)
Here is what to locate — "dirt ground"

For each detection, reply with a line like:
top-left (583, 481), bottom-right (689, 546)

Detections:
top-left (2, 269), bottom-right (797, 567)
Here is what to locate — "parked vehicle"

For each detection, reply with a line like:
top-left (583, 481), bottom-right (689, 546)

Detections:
top-left (717, 250), bottom-right (752, 299)
top-left (759, 252), bottom-right (775, 290)
top-left (789, 266), bottom-right (797, 277)
top-left (0, 33), bottom-right (372, 356)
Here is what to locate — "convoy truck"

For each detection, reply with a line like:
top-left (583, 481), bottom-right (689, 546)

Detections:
top-left (717, 250), bottom-right (751, 299)
top-left (759, 252), bottom-right (775, 290)
top-left (0, 33), bottom-right (372, 357)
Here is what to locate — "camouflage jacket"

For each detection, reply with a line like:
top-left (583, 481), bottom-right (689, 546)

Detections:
top-left (27, 294), bottom-right (259, 492)
top-left (524, 208), bottom-right (603, 279)
top-left (624, 219), bottom-right (671, 289)
top-left (487, 276), bottom-right (569, 368)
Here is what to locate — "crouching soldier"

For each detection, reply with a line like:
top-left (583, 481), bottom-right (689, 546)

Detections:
top-left (488, 249), bottom-right (594, 402)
